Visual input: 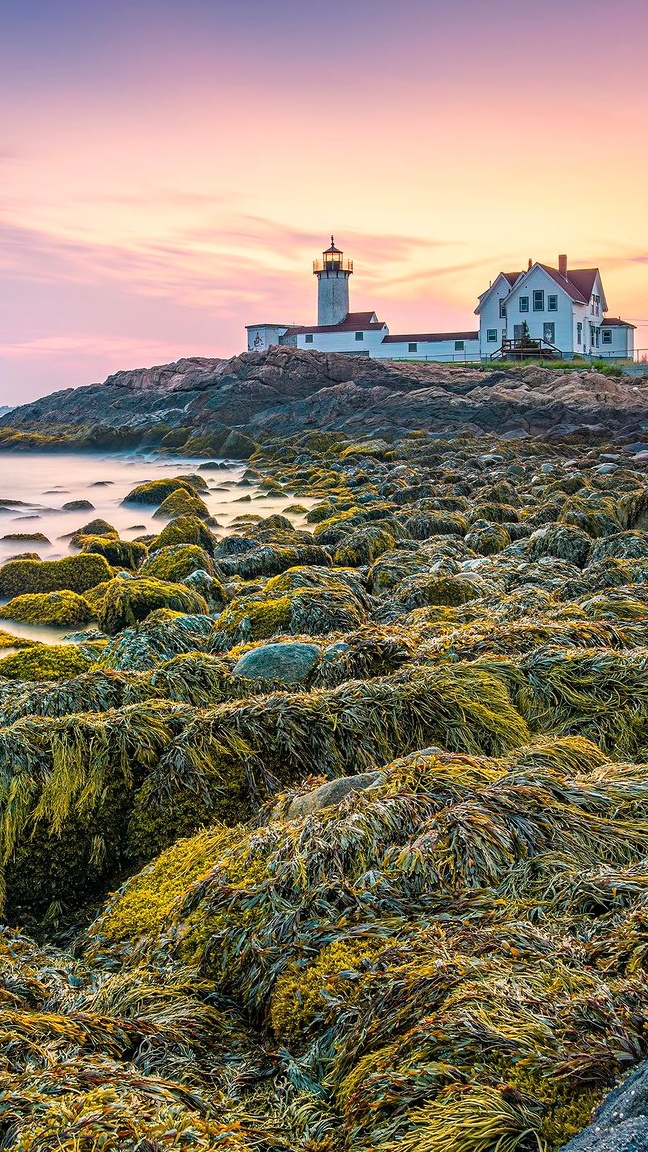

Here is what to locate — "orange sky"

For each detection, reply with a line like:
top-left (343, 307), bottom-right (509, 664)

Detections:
top-left (1, 0), bottom-right (647, 402)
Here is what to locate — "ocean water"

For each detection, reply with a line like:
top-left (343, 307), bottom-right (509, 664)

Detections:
top-left (0, 450), bottom-right (312, 646)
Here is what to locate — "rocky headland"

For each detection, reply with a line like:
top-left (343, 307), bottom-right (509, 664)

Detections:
top-left (2, 347), bottom-right (648, 455)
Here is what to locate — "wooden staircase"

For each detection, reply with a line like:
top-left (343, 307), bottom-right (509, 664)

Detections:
top-left (490, 338), bottom-right (564, 362)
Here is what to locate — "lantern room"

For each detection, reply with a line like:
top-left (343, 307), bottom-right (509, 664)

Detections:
top-left (313, 236), bottom-right (353, 276)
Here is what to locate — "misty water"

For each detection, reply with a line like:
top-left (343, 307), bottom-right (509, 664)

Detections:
top-left (0, 451), bottom-right (312, 647)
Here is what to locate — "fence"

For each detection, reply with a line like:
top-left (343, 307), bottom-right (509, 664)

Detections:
top-left (386, 348), bottom-right (648, 369)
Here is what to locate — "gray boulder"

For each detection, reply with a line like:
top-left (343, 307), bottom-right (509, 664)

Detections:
top-left (287, 772), bottom-right (384, 819)
top-left (560, 1062), bottom-right (648, 1151)
top-left (232, 641), bottom-right (321, 684)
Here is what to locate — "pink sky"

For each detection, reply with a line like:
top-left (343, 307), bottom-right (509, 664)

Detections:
top-left (1, 0), bottom-right (647, 403)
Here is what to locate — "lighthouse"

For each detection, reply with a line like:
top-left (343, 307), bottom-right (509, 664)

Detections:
top-left (313, 237), bottom-right (353, 326)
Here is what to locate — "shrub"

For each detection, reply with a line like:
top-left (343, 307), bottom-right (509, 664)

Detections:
top-left (0, 553), bottom-right (113, 597)
top-left (97, 578), bottom-right (209, 635)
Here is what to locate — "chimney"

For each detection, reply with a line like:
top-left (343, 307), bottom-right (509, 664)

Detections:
top-left (559, 254), bottom-right (568, 278)
top-left (527, 257), bottom-right (532, 270)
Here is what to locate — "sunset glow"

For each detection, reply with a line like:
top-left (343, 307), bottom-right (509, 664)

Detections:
top-left (1, 0), bottom-right (647, 401)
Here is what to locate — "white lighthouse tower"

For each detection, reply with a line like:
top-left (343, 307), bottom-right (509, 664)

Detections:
top-left (313, 236), bottom-right (353, 326)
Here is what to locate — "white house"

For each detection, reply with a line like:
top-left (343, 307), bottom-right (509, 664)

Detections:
top-left (246, 242), bottom-right (635, 364)
top-left (475, 256), bottom-right (635, 360)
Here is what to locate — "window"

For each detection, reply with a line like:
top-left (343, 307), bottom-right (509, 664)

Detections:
top-left (548, 294), bottom-right (558, 312)
top-left (454, 340), bottom-right (465, 351)
top-left (355, 331), bottom-right (364, 341)
top-left (486, 329), bottom-right (498, 343)
top-left (408, 342), bottom-right (418, 352)
top-left (543, 322), bottom-right (555, 344)
top-left (519, 296), bottom-right (529, 313)
top-left (602, 329), bottom-right (613, 345)
top-left (499, 300), bottom-right (507, 319)
top-left (533, 290), bottom-right (545, 311)
top-left (305, 333), bottom-right (314, 344)
top-left (577, 322), bottom-right (583, 344)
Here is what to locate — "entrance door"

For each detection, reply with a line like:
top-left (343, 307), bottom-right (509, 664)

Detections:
top-left (514, 324), bottom-right (525, 341)
top-left (543, 323), bottom-right (555, 344)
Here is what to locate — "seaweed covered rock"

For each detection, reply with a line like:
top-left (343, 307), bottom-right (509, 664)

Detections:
top-left (403, 510), bottom-right (469, 539)
top-left (218, 543), bottom-right (332, 580)
top-left (0, 590), bottom-right (94, 626)
top-left (122, 476), bottom-right (206, 507)
top-left (81, 536), bottom-right (148, 570)
top-left (527, 524), bottom-right (593, 568)
top-left (464, 520), bottom-right (511, 555)
top-left (141, 543), bottom-right (216, 583)
top-left (390, 572), bottom-right (483, 611)
top-left (0, 643), bottom-right (93, 681)
top-left (97, 610), bottom-right (215, 671)
top-left (96, 577), bottom-right (209, 635)
top-left (232, 641), bottom-right (321, 684)
top-left (0, 553), bottom-right (113, 597)
top-left (333, 524), bottom-right (397, 567)
top-left (150, 515), bottom-right (218, 553)
top-left (152, 487), bottom-right (212, 521)
top-left (590, 530), bottom-right (648, 562)
top-left (182, 568), bottom-right (228, 610)
top-left (70, 517), bottom-right (118, 541)
top-left (213, 585), bottom-right (365, 648)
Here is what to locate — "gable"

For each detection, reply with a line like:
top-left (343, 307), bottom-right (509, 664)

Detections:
top-left (505, 264), bottom-right (583, 309)
top-left (475, 272), bottom-right (521, 314)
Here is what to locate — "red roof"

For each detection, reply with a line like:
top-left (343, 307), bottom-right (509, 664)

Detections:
top-left (537, 264), bottom-right (600, 305)
top-left (284, 311), bottom-right (384, 336)
top-left (602, 316), bottom-right (636, 329)
top-left (503, 271), bottom-right (522, 286)
top-left (383, 331), bottom-right (479, 344)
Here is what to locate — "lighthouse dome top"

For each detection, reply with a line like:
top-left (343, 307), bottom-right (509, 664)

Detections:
top-left (313, 236), bottom-right (353, 276)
